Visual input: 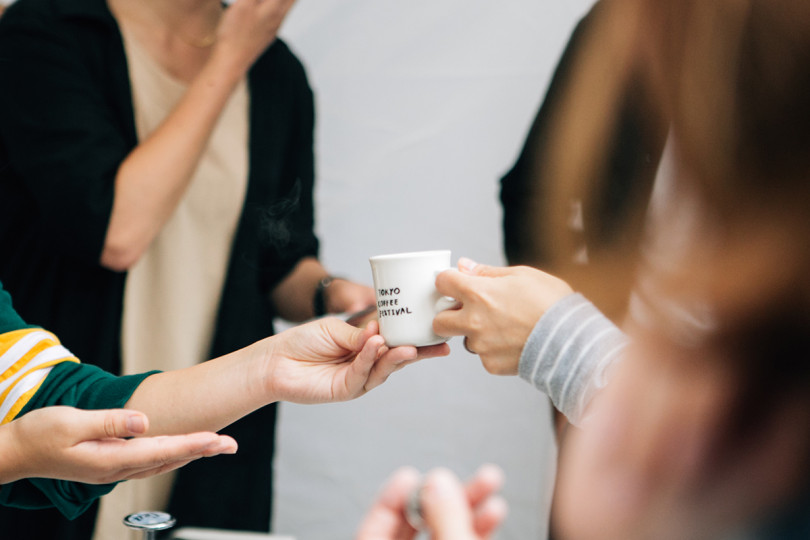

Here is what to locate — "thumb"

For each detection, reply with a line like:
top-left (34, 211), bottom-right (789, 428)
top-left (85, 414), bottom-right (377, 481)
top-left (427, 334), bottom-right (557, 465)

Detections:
top-left (421, 469), bottom-right (478, 539)
top-left (354, 319), bottom-right (379, 351)
top-left (458, 258), bottom-right (512, 278)
top-left (74, 409), bottom-right (150, 440)
top-left (323, 317), bottom-right (376, 353)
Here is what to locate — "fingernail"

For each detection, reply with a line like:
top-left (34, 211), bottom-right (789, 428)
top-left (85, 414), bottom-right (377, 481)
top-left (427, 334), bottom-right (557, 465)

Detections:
top-left (211, 440), bottom-right (238, 455)
top-left (478, 463), bottom-right (506, 486)
top-left (458, 257), bottom-right (478, 272)
top-left (425, 469), bottom-right (457, 501)
top-left (126, 414), bottom-right (146, 434)
top-left (222, 439), bottom-right (238, 454)
top-left (216, 437), bottom-right (238, 454)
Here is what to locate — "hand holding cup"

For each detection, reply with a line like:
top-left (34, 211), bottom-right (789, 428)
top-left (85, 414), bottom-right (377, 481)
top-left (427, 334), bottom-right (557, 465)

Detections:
top-left (433, 258), bottom-right (573, 374)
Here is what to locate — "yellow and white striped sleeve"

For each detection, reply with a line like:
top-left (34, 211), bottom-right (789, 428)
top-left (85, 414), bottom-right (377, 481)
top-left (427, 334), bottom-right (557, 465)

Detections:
top-left (0, 328), bottom-right (79, 425)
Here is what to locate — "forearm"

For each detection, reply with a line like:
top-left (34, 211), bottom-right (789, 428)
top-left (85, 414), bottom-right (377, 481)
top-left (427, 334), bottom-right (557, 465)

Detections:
top-left (0, 424), bottom-right (25, 485)
top-left (124, 339), bottom-right (275, 435)
top-left (519, 293), bottom-right (627, 425)
top-left (101, 53), bottom-right (246, 271)
top-left (271, 257), bottom-right (328, 322)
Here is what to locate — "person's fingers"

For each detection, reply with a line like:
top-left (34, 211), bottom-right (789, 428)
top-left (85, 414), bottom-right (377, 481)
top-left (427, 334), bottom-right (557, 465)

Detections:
top-left (255, 0), bottom-right (295, 20)
top-left (458, 258), bottom-right (516, 279)
top-left (434, 267), bottom-right (476, 300)
top-left (421, 468), bottom-right (478, 539)
top-left (345, 334), bottom-right (387, 394)
top-left (472, 495), bottom-right (508, 538)
top-left (78, 433), bottom-right (237, 483)
top-left (123, 433), bottom-right (236, 480)
top-left (468, 264), bottom-right (515, 279)
top-left (378, 342), bottom-right (451, 378)
top-left (357, 320), bottom-right (379, 351)
top-left (391, 358), bottom-right (421, 373)
top-left (415, 342), bottom-right (451, 360)
top-left (457, 257), bottom-right (479, 274)
top-left (345, 305), bottom-right (378, 327)
top-left (102, 432), bottom-right (235, 468)
top-left (67, 408), bottom-right (151, 441)
top-left (321, 317), bottom-right (372, 355)
top-left (197, 434), bottom-right (238, 456)
top-left (349, 320), bottom-right (428, 394)
top-left (465, 463), bottom-right (507, 537)
top-left (363, 344), bottom-right (417, 392)
top-left (378, 467), bottom-right (422, 513)
top-left (465, 464), bottom-right (505, 507)
top-left (365, 319), bottom-right (380, 339)
top-left (432, 307), bottom-right (469, 338)
top-left (124, 458), bottom-right (199, 480)
top-left (356, 467), bottom-right (421, 540)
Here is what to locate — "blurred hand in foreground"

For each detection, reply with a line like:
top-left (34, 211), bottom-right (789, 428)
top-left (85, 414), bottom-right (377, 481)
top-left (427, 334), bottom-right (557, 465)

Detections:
top-left (356, 464), bottom-right (507, 540)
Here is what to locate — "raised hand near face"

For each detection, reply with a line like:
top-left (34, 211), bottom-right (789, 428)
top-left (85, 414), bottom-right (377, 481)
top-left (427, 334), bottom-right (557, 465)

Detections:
top-left (214, 0), bottom-right (298, 73)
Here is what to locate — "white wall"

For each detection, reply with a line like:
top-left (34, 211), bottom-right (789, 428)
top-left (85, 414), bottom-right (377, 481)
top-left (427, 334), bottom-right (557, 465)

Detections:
top-left (274, 2), bottom-right (594, 539)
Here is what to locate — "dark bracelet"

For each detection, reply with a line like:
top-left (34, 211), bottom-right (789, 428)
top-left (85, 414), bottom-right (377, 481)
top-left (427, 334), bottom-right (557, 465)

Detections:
top-left (313, 276), bottom-right (340, 317)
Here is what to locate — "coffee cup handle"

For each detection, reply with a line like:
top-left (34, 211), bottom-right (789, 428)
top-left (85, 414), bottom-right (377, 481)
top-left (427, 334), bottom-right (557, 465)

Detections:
top-left (434, 268), bottom-right (459, 313)
top-left (435, 296), bottom-right (459, 312)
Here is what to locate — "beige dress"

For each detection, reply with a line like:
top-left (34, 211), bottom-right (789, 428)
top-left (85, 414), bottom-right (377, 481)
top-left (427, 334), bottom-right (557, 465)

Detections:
top-left (92, 28), bottom-right (249, 540)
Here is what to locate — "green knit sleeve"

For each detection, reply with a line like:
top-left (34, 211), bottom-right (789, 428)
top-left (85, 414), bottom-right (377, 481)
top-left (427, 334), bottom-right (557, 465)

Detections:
top-left (0, 362), bottom-right (159, 519)
top-left (0, 280), bottom-right (34, 334)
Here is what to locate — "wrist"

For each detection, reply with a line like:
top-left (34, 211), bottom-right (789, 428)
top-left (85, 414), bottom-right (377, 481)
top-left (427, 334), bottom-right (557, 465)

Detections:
top-left (313, 276), bottom-right (343, 317)
top-left (205, 46), bottom-right (250, 88)
top-left (249, 338), bottom-right (284, 405)
top-left (0, 420), bottom-right (29, 484)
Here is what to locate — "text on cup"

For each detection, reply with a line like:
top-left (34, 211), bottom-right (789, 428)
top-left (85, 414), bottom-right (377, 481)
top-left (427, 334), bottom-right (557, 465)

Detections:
top-left (376, 287), bottom-right (413, 318)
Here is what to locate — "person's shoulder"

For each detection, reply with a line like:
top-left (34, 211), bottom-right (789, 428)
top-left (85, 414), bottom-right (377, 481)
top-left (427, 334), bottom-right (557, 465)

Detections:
top-left (1, 0), bottom-right (109, 26)
top-left (0, 0), bottom-right (70, 38)
top-left (1, 0), bottom-right (58, 20)
top-left (0, 0), bottom-right (115, 55)
top-left (254, 38), bottom-right (308, 79)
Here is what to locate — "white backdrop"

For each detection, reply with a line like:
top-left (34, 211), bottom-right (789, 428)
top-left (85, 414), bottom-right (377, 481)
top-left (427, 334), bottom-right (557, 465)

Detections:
top-left (274, 2), bottom-right (594, 539)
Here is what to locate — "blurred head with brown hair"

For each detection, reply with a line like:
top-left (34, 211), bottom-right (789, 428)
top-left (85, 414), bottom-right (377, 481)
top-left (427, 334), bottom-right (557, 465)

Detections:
top-left (548, 0), bottom-right (810, 538)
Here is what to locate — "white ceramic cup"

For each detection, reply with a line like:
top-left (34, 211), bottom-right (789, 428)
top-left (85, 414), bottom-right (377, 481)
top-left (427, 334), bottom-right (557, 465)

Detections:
top-left (369, 250), bottom-right (456, 347)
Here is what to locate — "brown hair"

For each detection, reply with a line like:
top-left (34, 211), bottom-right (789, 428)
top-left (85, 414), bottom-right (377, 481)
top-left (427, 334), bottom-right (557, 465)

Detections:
top-left (545, 0), bottom-right (810, 482)
top-left (543, 0), bottom-right (810, 346)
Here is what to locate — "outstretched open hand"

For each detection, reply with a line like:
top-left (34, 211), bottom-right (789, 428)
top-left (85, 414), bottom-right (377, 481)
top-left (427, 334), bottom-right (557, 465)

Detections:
top-left (0, 407), bottom-right (236, 485)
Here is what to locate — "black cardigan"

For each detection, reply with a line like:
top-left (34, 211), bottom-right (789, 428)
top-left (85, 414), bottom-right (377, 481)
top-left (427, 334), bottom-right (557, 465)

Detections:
top-left (0, 0), bottom-right (319, 534)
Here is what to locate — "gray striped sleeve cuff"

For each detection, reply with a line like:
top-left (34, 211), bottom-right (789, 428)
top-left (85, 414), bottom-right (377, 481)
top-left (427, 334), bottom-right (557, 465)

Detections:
top-left (518, 293), bottom-right (627, 425)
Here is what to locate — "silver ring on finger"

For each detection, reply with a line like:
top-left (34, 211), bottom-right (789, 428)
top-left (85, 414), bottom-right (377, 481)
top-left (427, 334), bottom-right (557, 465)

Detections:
top-left (463, 336), bottom-right (476, 355)
top-left (405, 480), bottom-right (426, 530)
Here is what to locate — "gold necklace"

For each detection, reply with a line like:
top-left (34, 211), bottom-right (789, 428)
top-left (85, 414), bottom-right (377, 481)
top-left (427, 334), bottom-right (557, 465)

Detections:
top-left (176, 30), bottom-right (217, 48)
top-left (142, 0), bottom-right (220, 48)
